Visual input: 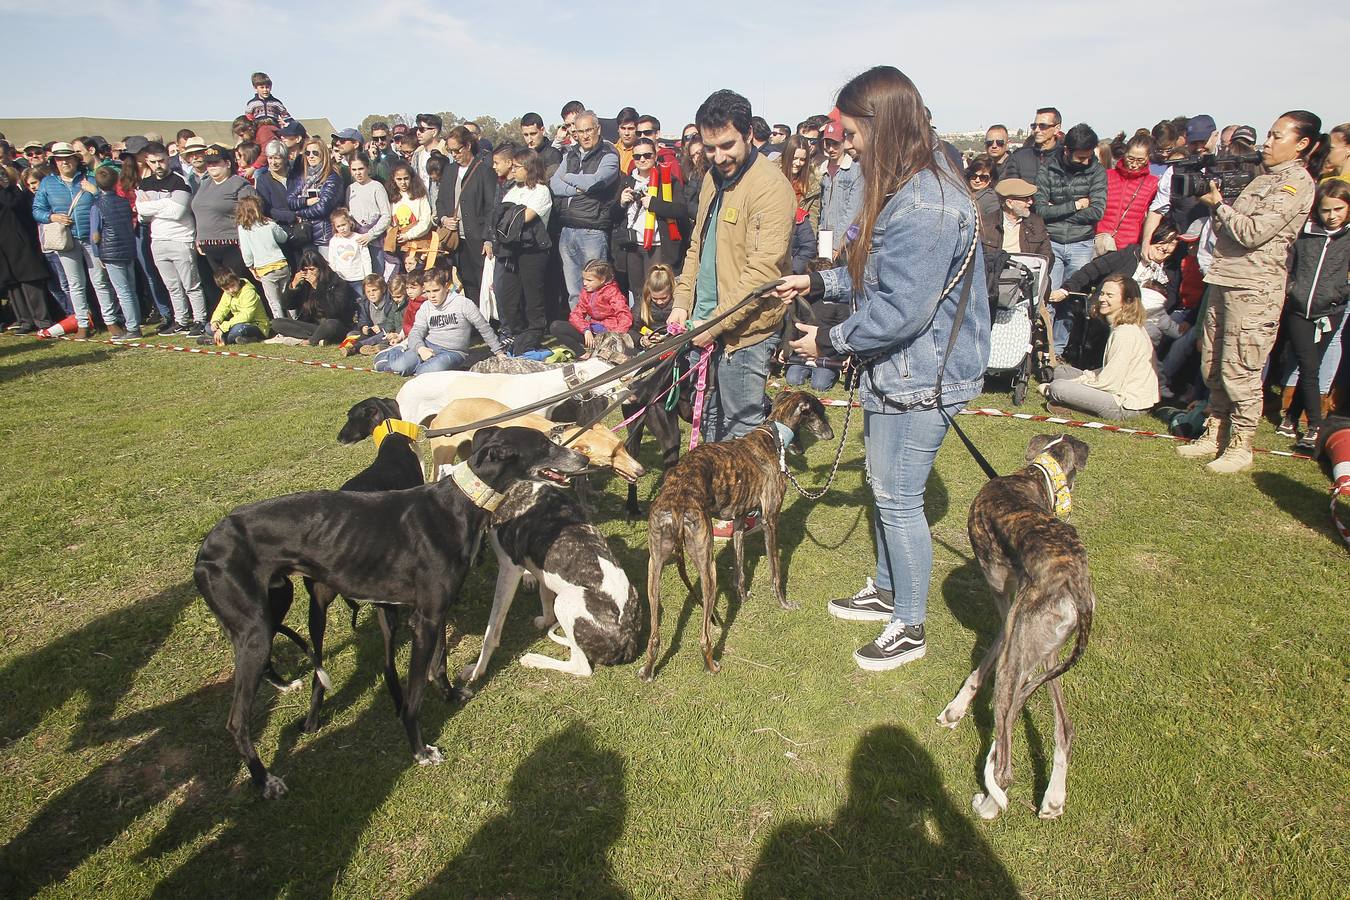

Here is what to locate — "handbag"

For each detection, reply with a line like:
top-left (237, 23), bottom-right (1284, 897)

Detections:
top-left (443, 156), bottom-right (482, 255)
top-left (40, 192), bottom-right (81, 252)
top-left (1094, 178), bottom-right (1148, 257)
top-left (287, 220), bottom-right (313, 246)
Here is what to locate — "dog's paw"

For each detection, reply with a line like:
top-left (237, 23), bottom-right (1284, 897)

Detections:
top-left (637, 664), bottom-right (655, 683)
top-left (1038, 799), bottom-right (1065, 820)
top-left (450, 680), bottom-right (477, 704)
top-left (261, 774), bottom-right (288, 800)
top-left (972, 792), bottom-right (1002, 820)
top-left (532, 615), bottom-right (556, 630)
top-left (937, 704), bottom-right (966, 729)
top-left (457, 663), bottom-right (481, 683)
top-left (521, 572), bottom-right (538, 592)
top-left (778, 598), bottom-right (801, 612)
top-left (415, 745), bottom-right (444, 766)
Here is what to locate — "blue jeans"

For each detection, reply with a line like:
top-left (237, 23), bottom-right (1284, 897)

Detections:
top-left (135, 224), bottom-right (172, 323)
top-left (786, 362), bottom-right (839, 391)
top-left (44, 251), bottom-right (73, 315)
top-left (704, 334), bottom-right (779, 442)
top-left (373, 343), bottom-right (469, 376)
top-left (207, 322), bottom-right (266, 344)
top-left (54, 241), bottom-right (116, 328)
top-left (558, 227), bottom-right (609, 310)
top-left (1048, 239), bottom-right (1094, 354)
top-left (862, 404), bottom-right (959, 626)
top-left (102, 259), bottom-right (142, 331)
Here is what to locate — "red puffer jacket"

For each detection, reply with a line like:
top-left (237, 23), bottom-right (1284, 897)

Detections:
top-left (1098, 160), bottom-right (1158, 247)
top-left (569, 279), bottom-right (633, 334)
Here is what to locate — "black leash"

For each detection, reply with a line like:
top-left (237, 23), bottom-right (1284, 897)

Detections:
top-left (935, 242), bottom-right (1001, 481)
top-left (421, 280), bottom-right (784, 439)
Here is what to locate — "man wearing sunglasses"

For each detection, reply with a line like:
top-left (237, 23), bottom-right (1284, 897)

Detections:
top-left (21, 141), bottom-right (47, 168)
top-left (984, 124), bottom-right (1012, 181)
top-left (412, 113), bottom-right (443, 187)
top-left (368, 121), bottom-right (399, 183)
top-left (1004, 106), bottom-right (1062, 184)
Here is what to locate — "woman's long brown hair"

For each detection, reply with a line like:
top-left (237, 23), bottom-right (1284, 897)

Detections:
top-left (835, 66), bottom-right (955, 292)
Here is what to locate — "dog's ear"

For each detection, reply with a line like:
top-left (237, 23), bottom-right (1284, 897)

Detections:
top-left (377, 398), bottom-right (400, 422)
top-left (1024, 433), bottom-right (1059, 464)
top-left (1069, 436), bottom-right (1090, 471)
top-left (469, 426), bottom-right (502, 455)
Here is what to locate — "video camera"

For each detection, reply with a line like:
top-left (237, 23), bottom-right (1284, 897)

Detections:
top-left (1170, 151), bottom-right (1263, 204)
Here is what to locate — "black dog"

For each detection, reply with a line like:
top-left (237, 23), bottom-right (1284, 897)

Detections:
top-left (194, 426), bottom-right (588, 798)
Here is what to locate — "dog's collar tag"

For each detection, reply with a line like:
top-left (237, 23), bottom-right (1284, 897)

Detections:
top-left (450, 461), bottom-right (504, 512)
top-left (770, 421), bottom-right (796, 473)
top-left (372, 418), bottom-right (423, 449)
top-left (1032, 453), bottom-right (1072, 519)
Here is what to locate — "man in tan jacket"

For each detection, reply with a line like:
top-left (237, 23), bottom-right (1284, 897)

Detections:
top-left (670, 89), bottom-right (796, 441)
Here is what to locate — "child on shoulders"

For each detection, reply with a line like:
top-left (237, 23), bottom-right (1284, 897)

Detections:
top-left (244, 72), bottom-right (290, 124)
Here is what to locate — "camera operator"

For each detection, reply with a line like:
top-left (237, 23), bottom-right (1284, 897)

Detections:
top-left (1177, 111), bottom-right (1321, 474)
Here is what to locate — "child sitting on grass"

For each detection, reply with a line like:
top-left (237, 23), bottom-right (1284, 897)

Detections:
top-left (632, 264), bottom-right (676, 348)
top-left (204, 269), bottom-right (270, 345)
top-left (344, 273), bottom-right (403, 356)
top-left (549, 260), bottom-right (632, 357)
top-left (373, 267), bottom-right (504, 375)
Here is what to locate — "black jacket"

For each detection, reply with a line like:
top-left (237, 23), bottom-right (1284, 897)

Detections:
top-left (1062, 244), bottom-right (1145, 295)
top-left (1003, 140), bottom-right (1060, 185)
top-left (1286, 223), bottom-right (1350, 320)
top-left (981, 210), bottom-right (1054, 272)
top-left (436, 151), bottom-right (497, 245)
top-left (0, 185), bottom-right (49, 289)
top-left (281, 274), bottom-right (355, 324)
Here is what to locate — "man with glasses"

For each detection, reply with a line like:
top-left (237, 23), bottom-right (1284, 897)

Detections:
top-left (984, 124), bottom-right (1012, 181)
top-left (1005, 106), bottom-right (1062, 184)
top-left (549, 111), bottom-right (620, 310)
top-left (21, 141), bottom-right (46, 168)
top-left (412, 113), bottom-right (443, 187)
top-left (368, 121), bottom-right (399, 182)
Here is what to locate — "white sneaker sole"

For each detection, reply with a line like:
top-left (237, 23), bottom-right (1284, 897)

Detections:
top-left (853, 643), bottom-right (926, 671)
top-left (827, 600), bottom-right (895, 622)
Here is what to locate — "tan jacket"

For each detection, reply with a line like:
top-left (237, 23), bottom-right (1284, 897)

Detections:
top-left (1072, 323), bottom-right (1159, 410)
top-left (674, 152), bottom-right (795, 351)
top-left (1206, 158), bottom-right (1315, 293)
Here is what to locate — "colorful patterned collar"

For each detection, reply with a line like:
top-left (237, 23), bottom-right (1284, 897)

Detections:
top-left (450, 460), bottom-right (504, 512)
top-left (371, 418), bottom-right (422, 449)
top-left (1031, 452), bottom-right (1072, 519)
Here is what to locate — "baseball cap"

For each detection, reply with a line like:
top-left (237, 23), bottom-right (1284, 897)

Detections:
top-left (202, 145), bottom-right (231, 165)
top-left (278, 121), bottom-right (308, 139)
top-left (1229, 125), bottom-right (1258, 147)
top-left (332, 128), bottom-right (363, 143)
top-left (1186, 114), bottom-right (1217, 144)
top-left (822, 120), bottom-right (845, 143)
top-left (995, 178), bottom-right (1038, 199)
top-left (123, 135), bottom-right (149, 156)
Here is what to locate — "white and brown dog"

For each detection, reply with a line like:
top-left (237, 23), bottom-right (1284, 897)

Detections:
top-left (938, 433), bottom-right (1094, 821)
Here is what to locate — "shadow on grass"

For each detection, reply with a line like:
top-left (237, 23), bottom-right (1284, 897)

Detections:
top-left (412, 722), bottom-right (629, 898)
top-left (0, 338), bottom-right (47, 360)
top-left (1252, 470), bottom-right (1344, 549)
top-left (745, 724), bottom-right (1019, 898)
top-left (0, 581), bottom-right (195, 750)
top-left (0, 344), bottom-right (117, 382)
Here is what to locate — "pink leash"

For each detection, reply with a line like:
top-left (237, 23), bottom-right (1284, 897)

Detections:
top-left (687, 345), bottom-right (715, 451)
top-left (611, 357), bottom-right (702, 431)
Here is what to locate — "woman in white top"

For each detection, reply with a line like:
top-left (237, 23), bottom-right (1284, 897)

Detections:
top-left (346, 154), bottom-right (391, 275)
top-left (1041, 273), bottom-right (1160, 419)
top-left (385, 163), bottom-right (432, 272)
top-left (492, 147), bottom-right (554, 352)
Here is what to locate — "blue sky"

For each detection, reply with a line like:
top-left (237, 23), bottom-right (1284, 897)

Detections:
top-left (4, 1), bottom-right (1344, 136)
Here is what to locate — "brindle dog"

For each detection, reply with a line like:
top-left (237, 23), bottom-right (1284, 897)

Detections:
top-left (639, 391), bottom-right (833, 680)
top-left (938, 433), bottom-right (1094, 821)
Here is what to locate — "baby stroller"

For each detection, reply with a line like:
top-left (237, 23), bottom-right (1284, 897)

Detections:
top-left (984, 250), bottom-right (1053, 406)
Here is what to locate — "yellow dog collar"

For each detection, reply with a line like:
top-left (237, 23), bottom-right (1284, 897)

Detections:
top-left (1031, 452), bottom-right (1073, 519)
top-left (372, 418), bottom-right (423, 449)
top-left (450, 460), bottom-right (504, 512)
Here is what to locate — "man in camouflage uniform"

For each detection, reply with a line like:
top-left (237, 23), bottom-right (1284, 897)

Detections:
top-left (1179, 119), bottom-right (1316, 473)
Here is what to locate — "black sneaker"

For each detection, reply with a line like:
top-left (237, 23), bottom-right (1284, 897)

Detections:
top-left (1293, 426), bottom-right (1319, 454)
top-left (1275, 416), bottom-right (1298, 439)
top-left (827, 577), bottom-right (894, 622)
top-left (159, 322), bottom-right (183, 336)
top-left (186, 323), bottom-right (205, 337)
top-left (853, 620), bottom-right (926, 671)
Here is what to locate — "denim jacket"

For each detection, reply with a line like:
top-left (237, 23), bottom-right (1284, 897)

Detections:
top-left (821, 157), bottom-right (990, 412)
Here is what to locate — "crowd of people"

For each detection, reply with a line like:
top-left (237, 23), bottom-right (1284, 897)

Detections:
top-left (0, 69), bottom-right (1346, 667)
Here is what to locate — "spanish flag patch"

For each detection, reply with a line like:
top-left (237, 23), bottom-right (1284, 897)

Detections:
top-left (1280, 184), bottom-right (1298, 195)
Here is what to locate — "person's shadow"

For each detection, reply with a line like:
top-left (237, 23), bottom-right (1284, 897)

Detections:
top-left (412, 722), bottom-right (629, 898)
top-left (1252, 470), bottom-right (1345, 549)
top-left (744, 724), bottom-right (1019, 899)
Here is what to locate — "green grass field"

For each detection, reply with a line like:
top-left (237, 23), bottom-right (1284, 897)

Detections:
top-left (0, 334), bottom-right (1345, 899)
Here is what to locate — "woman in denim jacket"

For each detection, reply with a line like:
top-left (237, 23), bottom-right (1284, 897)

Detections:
top-left (776, 66), bottom-right (991, 671)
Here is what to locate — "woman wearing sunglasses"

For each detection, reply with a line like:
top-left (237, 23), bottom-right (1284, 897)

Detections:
top-left (616, 137), bottom-right (687, 297)
top-left (965, 154), bottom-right (999, 225)
top-left (286, 139), bottom-right (344, 257)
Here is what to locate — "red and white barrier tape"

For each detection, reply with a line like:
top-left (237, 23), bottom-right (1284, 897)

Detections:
top-left (30, 334), bottom-right (380, 373)
top-left (1333, 477), bottom-right (1350, 549)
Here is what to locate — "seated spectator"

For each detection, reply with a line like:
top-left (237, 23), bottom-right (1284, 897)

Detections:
top-left (235, 194), bottom-right (291, 318)
top-left (549, 259), bottom-right (631, 356)
top-left (632, 263), bottom-right (676, 347)
top-left (373, 267), bottom-right (504, 375)
top-left (1096, 133), bottom-right (1159, 255)
top-left (343, 273), bottom-right (403, 356)
top-left (271, 248), bottom-right (355, 345)
top-left (204, 269), bottom-right (269, 345)
top-left (288, 139), bottom-right (345, 257)
top-left (966, 153), bottom-right (999, 226)
top-left (979, 177), bottom-right (1053, 274)
top-left (1039, 274), bottom-right (1159, 420)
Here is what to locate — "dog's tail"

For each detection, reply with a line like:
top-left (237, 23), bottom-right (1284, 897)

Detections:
top-left (267, 579), bottom-right (334, 691)
top-left (1021, 583), bottom-right (1095, 701)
